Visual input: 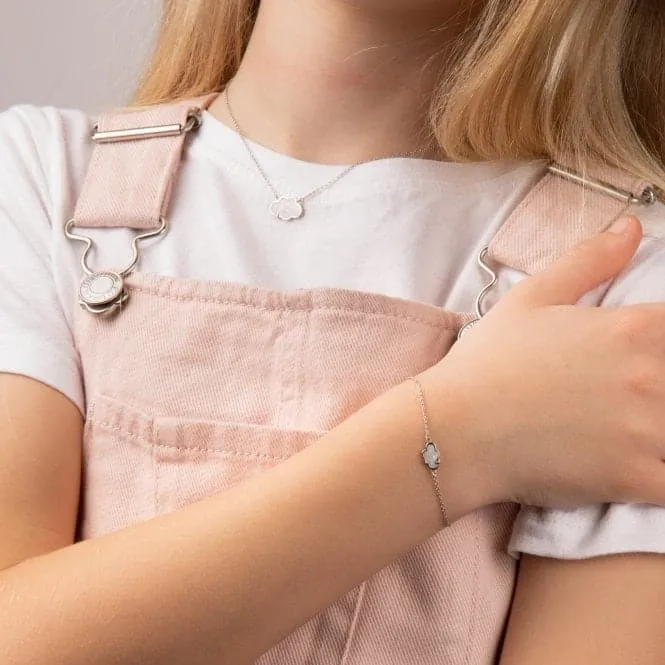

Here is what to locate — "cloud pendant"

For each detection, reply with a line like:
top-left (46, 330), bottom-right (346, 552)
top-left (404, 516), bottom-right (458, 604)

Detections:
top-left (270, 196), bottom-right (304, 221)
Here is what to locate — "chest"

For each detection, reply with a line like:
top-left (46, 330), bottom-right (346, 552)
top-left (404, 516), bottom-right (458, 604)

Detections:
top-left (74, 268), bottom-right (517, 665)
top-left (67, 95), bottom-right (648, 664)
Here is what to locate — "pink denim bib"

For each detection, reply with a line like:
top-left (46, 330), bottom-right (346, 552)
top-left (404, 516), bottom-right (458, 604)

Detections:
top-left (68, 94), bottom-right (652, 664)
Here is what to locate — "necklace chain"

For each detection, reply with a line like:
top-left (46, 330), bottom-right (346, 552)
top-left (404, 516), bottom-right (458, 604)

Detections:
top-left (223, 86), bottom-right (433, 220)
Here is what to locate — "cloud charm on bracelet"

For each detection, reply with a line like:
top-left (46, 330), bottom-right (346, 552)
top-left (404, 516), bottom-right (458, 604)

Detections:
top-left (422, 440), bottom-right (441, 471)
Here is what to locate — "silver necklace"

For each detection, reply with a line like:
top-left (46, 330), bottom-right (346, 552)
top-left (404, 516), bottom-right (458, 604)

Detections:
top-left (224, 87), bottom-right (431, 221)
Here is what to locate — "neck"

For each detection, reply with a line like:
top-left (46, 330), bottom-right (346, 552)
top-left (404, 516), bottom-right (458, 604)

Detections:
top-left (209, 0), bottom-right (471, 164)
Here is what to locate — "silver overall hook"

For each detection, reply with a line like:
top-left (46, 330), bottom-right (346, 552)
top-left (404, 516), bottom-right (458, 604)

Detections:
top-left (457, 247), bottom-right (497, 340)
top-left (64, 217), bottom-right (168, 316)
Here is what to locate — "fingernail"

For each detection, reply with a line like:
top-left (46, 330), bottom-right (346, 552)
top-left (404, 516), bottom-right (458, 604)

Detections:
top-left (607, 217), bottom-right (632, 235)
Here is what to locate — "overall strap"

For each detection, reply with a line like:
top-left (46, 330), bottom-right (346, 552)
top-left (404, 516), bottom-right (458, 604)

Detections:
top-left (73, 92), bottom-right (219, 230)
top-left (487, 164), bottom-right (655, 275)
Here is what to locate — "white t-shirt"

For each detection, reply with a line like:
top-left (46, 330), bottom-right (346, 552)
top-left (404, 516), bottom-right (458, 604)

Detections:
top-left (2, 103), bottom-right (665, 560)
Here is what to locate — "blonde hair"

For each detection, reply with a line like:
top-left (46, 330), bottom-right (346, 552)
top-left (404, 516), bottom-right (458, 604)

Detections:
top-left (134, 0), bottom-right (665, 190)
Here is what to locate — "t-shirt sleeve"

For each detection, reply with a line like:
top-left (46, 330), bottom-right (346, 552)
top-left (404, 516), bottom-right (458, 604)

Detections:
top-left (0, 104), bottom-right (89, 414)
top-left (509, 223), bottom-right (665, 559)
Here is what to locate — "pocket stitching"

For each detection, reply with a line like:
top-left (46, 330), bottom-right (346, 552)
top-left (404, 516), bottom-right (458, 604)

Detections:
top-left (96, 420), bottom-right (298, 461)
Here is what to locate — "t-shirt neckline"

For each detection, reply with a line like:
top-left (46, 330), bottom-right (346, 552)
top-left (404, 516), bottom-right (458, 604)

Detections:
top-left (193, 110), bottom-right (538, 188)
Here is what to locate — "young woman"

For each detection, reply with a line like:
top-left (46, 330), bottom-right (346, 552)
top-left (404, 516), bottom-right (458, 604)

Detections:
top-left (3, 0), bottom-right (665, 663)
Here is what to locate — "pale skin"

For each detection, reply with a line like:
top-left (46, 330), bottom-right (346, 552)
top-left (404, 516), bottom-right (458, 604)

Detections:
top-left (3, 1), bottom-right (665, 664)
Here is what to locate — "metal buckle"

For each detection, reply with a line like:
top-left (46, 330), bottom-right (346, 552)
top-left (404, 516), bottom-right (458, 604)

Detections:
top-left (64, 217), bottom-right (168, 316)
top-left (548, 164), bottom-right (658, 206)
top-left (91, 108), bottom-right (203, 144)
top-left (457, 247), bottom-right (498, 340)
top-left (457, 164), bottom-right (658, 341)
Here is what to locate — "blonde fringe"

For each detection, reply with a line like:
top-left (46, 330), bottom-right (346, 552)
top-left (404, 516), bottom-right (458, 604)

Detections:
top-left (133, 0), bottom-right (665, 192)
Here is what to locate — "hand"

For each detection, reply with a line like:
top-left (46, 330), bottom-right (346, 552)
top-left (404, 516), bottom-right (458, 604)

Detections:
top-left (420, 216), bottom-right (665, 510)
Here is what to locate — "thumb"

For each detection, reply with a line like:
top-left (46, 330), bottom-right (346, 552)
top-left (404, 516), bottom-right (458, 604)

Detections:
top-left (502, 216), bottom-right (643, 310)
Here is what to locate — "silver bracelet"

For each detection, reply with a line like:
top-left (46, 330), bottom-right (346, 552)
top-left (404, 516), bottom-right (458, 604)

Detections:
top-left (407, 377), bottom-right (451, 529)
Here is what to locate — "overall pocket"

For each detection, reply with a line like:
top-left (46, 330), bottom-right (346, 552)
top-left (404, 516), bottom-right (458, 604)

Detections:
top-left (80, 394), bottom-right (324, 537)
top-left (79, 393), bottom-right (364, 663)
top-left (151, 409), bottom-right (323, 516)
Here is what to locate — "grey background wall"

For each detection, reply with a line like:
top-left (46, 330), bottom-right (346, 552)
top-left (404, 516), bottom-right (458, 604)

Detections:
top-left (1, 0), bottom-right (161, 113)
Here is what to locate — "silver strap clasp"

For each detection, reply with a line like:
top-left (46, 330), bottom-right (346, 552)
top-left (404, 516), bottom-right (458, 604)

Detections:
top-left (458, 163), bottom-right (659, 340)
top-left (548, 164), bottom-right (657, 206)
top-left (457, 247), bottom-right (498, 340)
top-left (64, 217), bottom-right (168, 316)
top-left (92, 108), bottom-right (202, 144)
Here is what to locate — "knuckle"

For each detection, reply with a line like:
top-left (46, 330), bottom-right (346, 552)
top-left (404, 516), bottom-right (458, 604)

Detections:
top-left (623, 361), bottom-right (659, 396)
top-left (565, 238), bottom-right (606, 269)
top-left (566, 236), bottom-right (596, 257)
top-left (611, 309), bottom-right (650, 344)
top-left (622, 414), bottom-right (652, 447)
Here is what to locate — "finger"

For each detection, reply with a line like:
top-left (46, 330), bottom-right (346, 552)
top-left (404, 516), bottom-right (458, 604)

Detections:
top-left (501, 216), bottom-right (643, 310)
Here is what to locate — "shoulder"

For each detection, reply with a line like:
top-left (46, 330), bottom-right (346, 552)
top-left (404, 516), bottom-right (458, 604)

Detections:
top-left (0, 105), bottom-right (94, 213)
top-left (491, 194), bottom-right (665, 308)
top-left (0, 107), bottom-right (95, 414)
top-left (0, 104), bottom-right (93, 157)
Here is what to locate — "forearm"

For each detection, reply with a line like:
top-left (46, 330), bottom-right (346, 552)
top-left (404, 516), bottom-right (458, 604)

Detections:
top-left (0, 372), bottom-right (483, 665)
top-left (499, 554), bottom-right (665, 665)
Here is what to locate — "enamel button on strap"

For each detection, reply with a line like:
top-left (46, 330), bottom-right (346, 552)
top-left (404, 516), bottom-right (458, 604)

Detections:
top-left (78, 272), bottom-right (130, 315)
top-left (79, 272), bottom-right (124, 306)
top-left (64, 217), bottom-right (168, 317)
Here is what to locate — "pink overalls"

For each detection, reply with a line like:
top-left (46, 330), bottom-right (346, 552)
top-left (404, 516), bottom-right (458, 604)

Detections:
top-left (67, 94), bottom-right (653, 664)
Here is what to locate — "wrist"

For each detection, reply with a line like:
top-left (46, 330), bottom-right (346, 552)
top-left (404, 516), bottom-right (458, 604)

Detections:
top-left (412, 367), bottom-right (502, 521)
